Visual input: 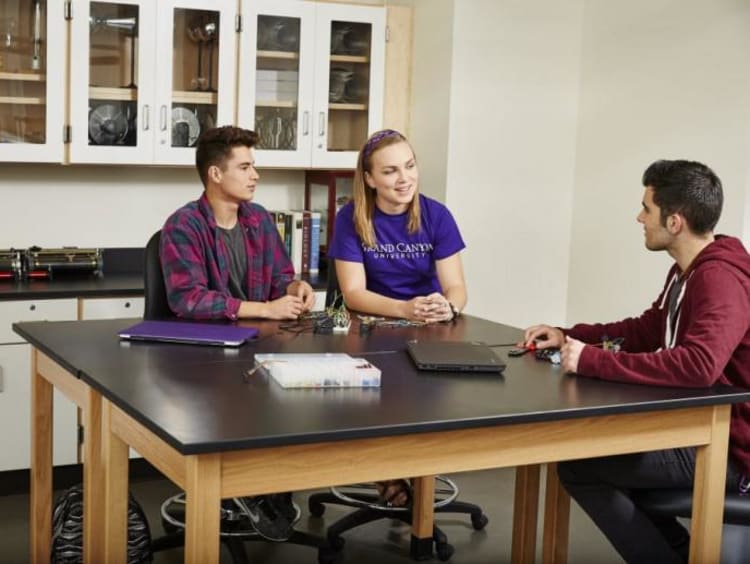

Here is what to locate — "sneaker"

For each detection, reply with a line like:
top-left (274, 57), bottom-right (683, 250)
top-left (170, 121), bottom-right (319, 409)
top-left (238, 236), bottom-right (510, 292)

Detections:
top-left (269, 492), bottom-right (301, 524)
top-left (237, 495), bottom-right (294, 542)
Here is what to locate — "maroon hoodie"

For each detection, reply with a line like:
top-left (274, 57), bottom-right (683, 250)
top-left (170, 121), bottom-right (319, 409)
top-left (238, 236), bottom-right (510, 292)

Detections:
top-left (568, 235), bottom-right (750, 475)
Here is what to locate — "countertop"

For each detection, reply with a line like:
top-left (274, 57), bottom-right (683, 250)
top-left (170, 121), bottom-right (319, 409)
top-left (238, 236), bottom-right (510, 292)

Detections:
top-left (0, 247), bottom-right (327, 301)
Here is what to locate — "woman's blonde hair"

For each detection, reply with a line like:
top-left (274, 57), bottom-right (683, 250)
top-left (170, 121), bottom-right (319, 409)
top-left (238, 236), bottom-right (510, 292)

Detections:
top-left (352, 129), bottom-right (421, 249)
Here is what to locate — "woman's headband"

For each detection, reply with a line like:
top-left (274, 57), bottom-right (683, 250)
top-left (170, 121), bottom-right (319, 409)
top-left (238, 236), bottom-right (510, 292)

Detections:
top-left (362, 129), bottom-right (402, 158)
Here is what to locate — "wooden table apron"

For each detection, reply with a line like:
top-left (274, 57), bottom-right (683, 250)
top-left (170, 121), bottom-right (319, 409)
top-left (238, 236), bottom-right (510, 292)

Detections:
top-left (31, 346), bottom-right (731, 564)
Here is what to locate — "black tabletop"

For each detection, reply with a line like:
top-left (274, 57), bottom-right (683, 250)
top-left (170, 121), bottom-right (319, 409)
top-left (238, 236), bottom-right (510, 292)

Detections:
top-left (13, 316), bottom-right (750, 455)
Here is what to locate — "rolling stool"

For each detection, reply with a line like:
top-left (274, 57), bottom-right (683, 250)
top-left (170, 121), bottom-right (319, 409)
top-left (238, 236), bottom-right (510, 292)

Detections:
top-left (153, 493), bottom-right (336, 564)
top-left (309, 476), bottom-right (489, 562)
top-left (632, 488), bottom-right (750, 564)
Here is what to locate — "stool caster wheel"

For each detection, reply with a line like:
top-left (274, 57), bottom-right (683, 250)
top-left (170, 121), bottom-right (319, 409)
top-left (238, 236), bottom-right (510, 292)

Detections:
top-left (309, 501), bottom-right (326, 517)
top-left (471, 513), bottom-right (489, 530)
top-left (436, 542), bottom-right (455, 561)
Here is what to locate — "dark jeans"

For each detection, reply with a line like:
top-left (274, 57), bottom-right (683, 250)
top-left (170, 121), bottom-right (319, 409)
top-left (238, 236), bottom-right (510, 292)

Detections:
top-left (557, 448), bottom-right (740, 564)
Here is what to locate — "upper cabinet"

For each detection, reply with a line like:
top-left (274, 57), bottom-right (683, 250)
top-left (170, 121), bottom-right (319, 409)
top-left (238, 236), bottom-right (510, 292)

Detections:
top-left (0, 0), bottom-right (65, 163)
top-left (0, 0), bottom-right (397, 167)
top-left (68, 0), bottom-right (236, 164)
top-left (238, 1), bottom-right (385, 169)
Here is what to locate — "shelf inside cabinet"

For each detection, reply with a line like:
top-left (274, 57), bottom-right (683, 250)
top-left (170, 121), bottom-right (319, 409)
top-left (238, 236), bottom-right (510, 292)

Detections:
top-left (0, 96), bottom-right (45, 105)
top-left (329, 102), bottom-right (367, 111)
top-left (256, 100), bottom-right (296, 109)
top-left (257, 50), bottom-right (300, 61)
top-left (330, 54), bottom-right (369, 64)
top-left (0, 72), bottom-right (46, 82)
top-left (88, 87), bottom-right (138, 101)
top-left (172, 90), bottom-right (218, 105)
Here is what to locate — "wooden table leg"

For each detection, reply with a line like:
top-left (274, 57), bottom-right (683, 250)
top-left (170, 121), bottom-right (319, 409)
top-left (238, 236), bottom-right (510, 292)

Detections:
top-left (512, 464), bottom-right (541, 564)
top-left (102, 398), bottom-right (129, 564)
top-left (30, 349), bottom-right (53, 564)
top-left (542, 463), bottom-right (570, 564)
top-left (411, 475), bottom-right (436, 559)
top-left (688, 405), bottom-right (731, 564)
top-left (82, 388), bottom-right (106, 563)
top-left (185, 453), bottom-right (221, 564)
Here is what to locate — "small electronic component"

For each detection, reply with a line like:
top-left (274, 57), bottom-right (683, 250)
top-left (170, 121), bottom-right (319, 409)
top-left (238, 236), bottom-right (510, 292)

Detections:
top-left (535, 348), bottom-right (561, 364)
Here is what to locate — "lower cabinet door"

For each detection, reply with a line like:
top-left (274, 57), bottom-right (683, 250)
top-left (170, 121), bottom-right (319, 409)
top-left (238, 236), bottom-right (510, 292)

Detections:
top-left (0, 343), bottom-right (78, 471)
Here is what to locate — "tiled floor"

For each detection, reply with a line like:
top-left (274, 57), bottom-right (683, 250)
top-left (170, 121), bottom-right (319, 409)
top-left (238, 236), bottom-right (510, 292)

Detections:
top-left (0, 467), bottom-right (623, 563)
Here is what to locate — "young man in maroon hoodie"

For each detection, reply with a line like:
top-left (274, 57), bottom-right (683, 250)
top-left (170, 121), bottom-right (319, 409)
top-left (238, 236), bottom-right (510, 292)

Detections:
top-left (524, 159), bottom-right (750, 564)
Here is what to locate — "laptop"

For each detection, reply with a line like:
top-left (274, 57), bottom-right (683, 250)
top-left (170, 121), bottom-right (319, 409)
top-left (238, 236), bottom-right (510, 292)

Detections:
top-left (406, 340), bottom-right (506, 373)
top-left (118, 320), bottom-right (259, 347)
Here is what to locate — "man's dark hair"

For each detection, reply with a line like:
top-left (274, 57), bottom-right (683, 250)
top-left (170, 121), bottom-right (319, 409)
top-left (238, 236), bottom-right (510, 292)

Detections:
top-left (642, 159), bottom-right (723, 234)
top-left (195, 126), bottom-right (258, 187)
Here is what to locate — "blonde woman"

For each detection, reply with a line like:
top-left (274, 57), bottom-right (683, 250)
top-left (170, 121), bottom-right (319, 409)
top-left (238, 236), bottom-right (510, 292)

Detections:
top-left (328, 129), bottom-right (468, 506)
top-left (328, 129), bottom-right (467, 325)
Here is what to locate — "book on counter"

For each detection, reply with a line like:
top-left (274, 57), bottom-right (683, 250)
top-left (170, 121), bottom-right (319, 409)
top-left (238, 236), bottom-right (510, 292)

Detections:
top-left (254, 353), bottom-right (381, 388)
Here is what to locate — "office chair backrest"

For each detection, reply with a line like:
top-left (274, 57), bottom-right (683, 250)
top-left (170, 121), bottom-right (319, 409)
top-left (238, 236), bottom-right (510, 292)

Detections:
top-left (325, 257), bottom-right (343, 309)
top-left (144, 230), bottom-right (174, 320)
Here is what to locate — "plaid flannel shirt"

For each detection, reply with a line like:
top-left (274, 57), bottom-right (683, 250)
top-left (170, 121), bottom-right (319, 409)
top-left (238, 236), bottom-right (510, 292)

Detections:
top-left (160, 193), bottom-right (294, 320)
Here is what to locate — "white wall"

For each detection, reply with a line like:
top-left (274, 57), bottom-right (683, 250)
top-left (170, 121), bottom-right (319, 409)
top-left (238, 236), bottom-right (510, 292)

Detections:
top-left (408, 0), bottom-right (453, 203)
top-left (430, 0), bottom-right (584, 327)
top-left (567, 0), bottom-right (750, 323)
top-left (406, 0), bottom-right (750, 329)
top-left (0, 165), bottom-right (304, 248)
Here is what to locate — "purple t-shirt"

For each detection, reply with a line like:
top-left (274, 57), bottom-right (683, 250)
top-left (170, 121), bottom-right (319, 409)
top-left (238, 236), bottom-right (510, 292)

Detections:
top-left (328, 194), bottom-right (466, 300)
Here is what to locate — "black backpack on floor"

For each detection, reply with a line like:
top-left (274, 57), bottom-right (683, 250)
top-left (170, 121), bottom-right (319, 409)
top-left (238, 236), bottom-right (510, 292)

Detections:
top-left (51, 483), bottom-right (153, 564)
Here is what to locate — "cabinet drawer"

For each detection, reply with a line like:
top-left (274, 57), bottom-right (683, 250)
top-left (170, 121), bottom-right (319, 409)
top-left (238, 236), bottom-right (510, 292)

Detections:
top-left (0, 299), bottom-right (78, 343)
top-left (79, 297), bottom-right (145, 320)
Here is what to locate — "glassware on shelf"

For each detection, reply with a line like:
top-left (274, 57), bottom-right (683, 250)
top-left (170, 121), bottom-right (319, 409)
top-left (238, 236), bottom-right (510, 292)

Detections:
top-left (89, 13), bottom-right (138, 88)
top-left (329, 67), bottom-right (353, 103)
top-left (31, 0), bottom-right (42, 70)
top-left (2, 17), bottom-right (17, 50)
top-left (257, 17), bottom-right (299, 52)
top-left (186, 18), bottom-right (217, 92)
top-left (330, 22), bottom-right (370, 56)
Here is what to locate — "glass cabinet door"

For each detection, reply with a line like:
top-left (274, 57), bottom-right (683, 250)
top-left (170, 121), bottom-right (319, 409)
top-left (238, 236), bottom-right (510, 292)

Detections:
top-left (0, 0), bottom-right (64, 162)
top-left (154, 0), bottom-right (235, 165)
top-left (69, 0), bottom-right (234, 165)
top-left (69, 0), bottom-right (156, 164)
top-left (239, 0), bottom-right (315, 168)
top-left (312, 4), bottom-right (384, 169)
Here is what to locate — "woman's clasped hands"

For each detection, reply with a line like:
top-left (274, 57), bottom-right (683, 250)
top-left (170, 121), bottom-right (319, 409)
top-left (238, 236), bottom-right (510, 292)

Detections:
top-left (408, 292), bottom-right (453, 323)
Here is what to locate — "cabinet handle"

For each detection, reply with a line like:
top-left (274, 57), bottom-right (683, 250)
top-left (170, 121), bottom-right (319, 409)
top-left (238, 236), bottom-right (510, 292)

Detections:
top-left (124, 302), bottom-right (131, 308)
top-left (29, 304), bottom-right (36, 311)
top-left (318, 112), bottom-right (326, 137)
top-left (160, 105), bottom-right (168, 132)
top-left (142, 105), bottom-right (150, 131)
top-left (302, 111), bottom-right (309, 136)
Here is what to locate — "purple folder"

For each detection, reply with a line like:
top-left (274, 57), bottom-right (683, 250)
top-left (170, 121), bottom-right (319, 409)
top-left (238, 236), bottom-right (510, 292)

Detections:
top-left (118, 320), bottom-right (259, 347)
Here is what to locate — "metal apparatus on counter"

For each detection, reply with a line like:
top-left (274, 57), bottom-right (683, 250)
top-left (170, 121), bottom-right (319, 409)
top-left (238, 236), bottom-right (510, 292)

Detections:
top-left (23, 247), bottom-right (103, 279)
top-left (0, 249), bottom-right (24, 280)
